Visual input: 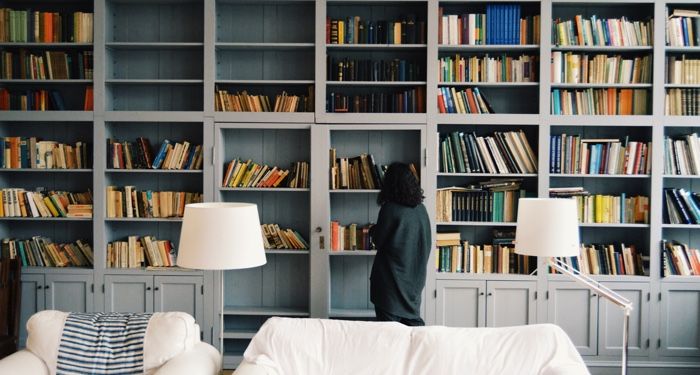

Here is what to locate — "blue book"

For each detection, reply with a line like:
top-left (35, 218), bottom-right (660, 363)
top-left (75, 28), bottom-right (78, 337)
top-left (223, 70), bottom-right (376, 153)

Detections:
top-left (682, 18), bottom-right (690, 47)
top-left (621, 192), bottom-right (626, 223)
top-left (590, 16), bottom-right (599, 45)
top-left (515, 5), bottom-right (521, 44)
top-left (20, 137), bottom-right (29, 167)
top-left (151, 139), bottom-right (171, 169)
top-left (549, 135), bottom-right (556, 173)
top-left (602, 19), bottom-right (610, 46)
top-left (18, 242), bottom-right (27, 266)
top-left (486, 4), bottom-right (492, 44)
top-left (346, 17), bottom-right (353, 44)
top-left (554, 135), bottom-right (561, 173)
top-left (552, 89), bottom-right (561, 115)
top-left (442, 87), bottom-right (454, 113)
top-left (0, 138), bottom-right (4, 168)
top-left (680, 189), bottom-right (700, 224)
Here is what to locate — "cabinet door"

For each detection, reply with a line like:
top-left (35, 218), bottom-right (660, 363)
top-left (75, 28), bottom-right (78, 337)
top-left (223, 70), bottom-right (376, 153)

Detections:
top-left (45, 274), bottom-right (94, 313)
top-left (659, 283), bottom-right (700, 357)
top-left (105, 275), bottom-right (153, 313)
top-left (154, 276), bottom-right (204, 326)
top-left (19, 274), bottom-right (45, 347)
top-left (547, 281), bottom-right (598, 356)
top-left (435, 280), bottom-right (485, 327)
top-left (598, 282), bottom-right (649, 357)
top-left (486, 281), bottom-right (536, 328)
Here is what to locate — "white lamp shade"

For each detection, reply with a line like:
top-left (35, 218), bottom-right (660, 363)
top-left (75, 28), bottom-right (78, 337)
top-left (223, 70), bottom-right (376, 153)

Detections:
top-left (177, 202), bottom-right (267, 270)
top-left (514, 198), bottom-right (580, 257)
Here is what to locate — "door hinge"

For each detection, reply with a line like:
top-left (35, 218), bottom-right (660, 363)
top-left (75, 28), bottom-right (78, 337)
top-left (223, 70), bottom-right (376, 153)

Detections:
top-left (658, 339), bottom-right (661, 348)
top-left (201, 285), bottom-right (204, 295)
top-left (200, 330), bottom-right (204, 340)
top-left (534, 291), bottom-right (537, 300)
top-left (211, 146), bottom-right (215, 166)
top-left (91, 283), bottom-right (94, 293)
top-left (102, 284), bottom-right (105, 293)
top-left (546, 290), bottom-right (549, 299)
top-left (433, 289), bottom-right (437, 298)
top-left (647, 292), bottom-right (650, 301)
top-left (646, 339), bottom-right (650, 349)
top-left (658, 292), bottom-right (662, 301)
top-left (423, 148), bottom-right (427, 167)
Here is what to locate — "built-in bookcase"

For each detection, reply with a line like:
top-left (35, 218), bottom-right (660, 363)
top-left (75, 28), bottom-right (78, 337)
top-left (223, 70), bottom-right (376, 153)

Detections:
top-left (214, 123), bottom-right (311, 363)
top-left (104, 0), bottom-right (204, 111)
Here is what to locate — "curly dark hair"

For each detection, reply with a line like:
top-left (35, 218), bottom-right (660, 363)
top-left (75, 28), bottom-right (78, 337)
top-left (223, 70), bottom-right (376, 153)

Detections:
top-left (377, 162), bottom-right (424, 207)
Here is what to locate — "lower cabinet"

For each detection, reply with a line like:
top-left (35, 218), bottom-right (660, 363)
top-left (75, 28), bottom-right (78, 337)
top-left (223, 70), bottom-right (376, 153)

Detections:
top-left (659, 283), bottom-right (700, 357)
top-left (547, 281), bottom-right (649, 357)
top-left (20, 273), bottom-right (94, 346)
top-left (104, 275), bottom-right (204, 327)
top-left (435, 279), bottom-right (536, 328)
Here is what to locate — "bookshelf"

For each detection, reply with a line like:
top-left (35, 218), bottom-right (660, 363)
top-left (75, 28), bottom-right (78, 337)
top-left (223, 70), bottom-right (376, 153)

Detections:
top-left (2, 0), bottom-right (699, 372)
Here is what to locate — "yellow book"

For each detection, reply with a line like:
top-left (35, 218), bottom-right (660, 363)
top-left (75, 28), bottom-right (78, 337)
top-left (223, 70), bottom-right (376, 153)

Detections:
top-left (43, 196), bottom-right (60, 217)
top-left (231, 160), bottom-right (250, 187)
top-left (0, 191), bottom-right (4, 217)
top-left (483, 245), bottom-right (493, 274)
top-left (594, 195), bottom-right (603, 223)
top-left (338, 20), bottom-right (345, 45)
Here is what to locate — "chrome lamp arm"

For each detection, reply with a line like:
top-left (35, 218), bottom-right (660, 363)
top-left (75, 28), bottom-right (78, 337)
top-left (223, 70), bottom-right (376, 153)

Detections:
top-left (548, 257), bottom-right (633, 375)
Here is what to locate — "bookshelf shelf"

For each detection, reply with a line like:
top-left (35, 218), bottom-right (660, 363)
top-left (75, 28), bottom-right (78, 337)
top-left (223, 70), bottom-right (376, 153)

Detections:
top-left (664, 84), bottom-right (700, 89)
top-left (105, 79), bottom-right (204, 85)
top-left (662, 224), bottom-right (700, 229)
top-left (437, 82), bottom-right (539, 87)
top-left (438, 173), bottom-right (538, 178)
top-left (326, 81), bottom-right (427, 87)
top-left (551, 46), bottom-right (654, 52)
top-left (104, 111), bottom-right (205, 122)
top-left (222, 331), bottom-right (257, 340)
top-left (328, 308), bottom-right (375, 319)
top-left (215, 43), bottom-right (315, 50)
top-left (219, 188), bottom-right (310, 192)
top-left (328, 250), bottom-right (377, 256)
top-left (0, 43), bottom-right (93, 48)
top-left (0, 217), bottom-right (92, 222)
top-left (550, 83), bottom-right (653, 89)
top-left (105, 42), bottom-right (204, 49)
top-left (214, 112), bottom-right (315, 123)
top-left (579, 223), bottom-right (650, 228)
top-left (665, 47), bottom-right (700, 53)
top-left (662, 117), bottom-right (700, 126)
top-left (548, 115), bottom-right (653, 127)
top-left (438, 44), bottom-right (540, 52)
top-left (551, 174), bottom-right (651, 178)
top-left (547, 274), bottom-right (651, 282)
top-left (326, 44), bottom-right (427, 50)
top-left (436, 114), bottom-right (540, 125)
top-left (0, 80), bottom-right (92, 84)
top-left (663, 175), bottom-right (700, 179)
top-left (265, 249), bottom-right (310, 255)
top-left (104, 218), bottom-right (184, 223)
top-left (437, 221), bottom-right (516, 227)
top-left (0, 112), bottom-right (94, 122)
top-left (22, 267), bottom-right (94, 275)
top-left (0, 169), bottom-right (93, 173)
top-left (436, 273), bottom-right (537, 281)
top-left (222, 306), bottom-right (309, 317)
top-left (104, 268), bottom-right (203, 276)
top-left (215, 80), bottom-right (314, 85)
top-left (662, 275), bottom-right (700, 282)
top-left (105, 169), bottom-right (203, 174)
top-left (318, 113), bottom-right (427, 124)
top-left (329, 189), bottom-right (381, 194)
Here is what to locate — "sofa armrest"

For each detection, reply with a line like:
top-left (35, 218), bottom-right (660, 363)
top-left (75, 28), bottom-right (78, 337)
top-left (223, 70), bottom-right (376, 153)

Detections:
top-left (233, 361), bottom-right (278, 375)
top-left (0, 350), bottom-right (49, 374)
top-left (154, 342), bottom-right (221, 375)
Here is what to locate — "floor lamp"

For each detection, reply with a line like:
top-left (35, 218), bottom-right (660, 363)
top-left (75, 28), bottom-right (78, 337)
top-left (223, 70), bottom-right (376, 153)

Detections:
top-left (177, 202), bottom-right (267, 361)
top-left (514, 198), bottom-right (633, 375)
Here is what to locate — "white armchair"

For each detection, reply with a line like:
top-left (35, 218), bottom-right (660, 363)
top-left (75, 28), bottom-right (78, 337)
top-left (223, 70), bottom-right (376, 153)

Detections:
top-left (0, 310), bottom-right (221, 375)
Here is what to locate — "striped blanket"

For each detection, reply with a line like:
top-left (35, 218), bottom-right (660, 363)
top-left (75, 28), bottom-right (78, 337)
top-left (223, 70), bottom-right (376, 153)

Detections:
top-left (56, 312), bottom-right (152, 375)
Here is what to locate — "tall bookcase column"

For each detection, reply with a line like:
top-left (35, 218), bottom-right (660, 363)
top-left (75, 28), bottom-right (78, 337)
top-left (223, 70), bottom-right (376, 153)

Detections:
top-left (94, 0), bottom-right (106, 115)
top-left (204, 0), bottom-right (216, 118)
top-left (310, 124), bottom-right (330, 318)
top-left (93, 116), bottom-right (106, 311)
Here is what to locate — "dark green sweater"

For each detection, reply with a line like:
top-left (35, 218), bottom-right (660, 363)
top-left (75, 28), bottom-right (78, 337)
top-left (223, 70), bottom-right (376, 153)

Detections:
top-left (370, 201), bottom-right (432, 318)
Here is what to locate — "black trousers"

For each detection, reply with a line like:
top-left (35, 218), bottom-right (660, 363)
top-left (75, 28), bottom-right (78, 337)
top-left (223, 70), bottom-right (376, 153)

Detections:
top-left (375, 307), bottom-right (425, 326)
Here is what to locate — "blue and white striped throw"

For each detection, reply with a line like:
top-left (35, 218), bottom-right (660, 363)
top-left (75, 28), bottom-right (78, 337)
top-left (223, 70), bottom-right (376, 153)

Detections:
top-left (57, 312), bottom-right (152, 375)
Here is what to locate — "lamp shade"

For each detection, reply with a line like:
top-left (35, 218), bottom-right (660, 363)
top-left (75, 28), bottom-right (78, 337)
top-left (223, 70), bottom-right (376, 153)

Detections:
top-left (514, 198), bottom-right (580, 257)
top-left (177, 202), bottom-right (267, 270)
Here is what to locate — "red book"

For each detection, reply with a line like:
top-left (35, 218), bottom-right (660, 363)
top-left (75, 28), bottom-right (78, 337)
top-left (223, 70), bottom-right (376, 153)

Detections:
top-left (43, 13), bottom-right (53, 43)
top-left (330, 221), bottom-right (340, 251)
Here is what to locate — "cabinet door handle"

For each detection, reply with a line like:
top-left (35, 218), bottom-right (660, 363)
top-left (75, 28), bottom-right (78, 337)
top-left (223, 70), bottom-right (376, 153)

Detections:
top-left (44, 285), bottom-right (50, 290)
top-left (479, 292), bottom-right (484, 296)
top-left (146, 287), bottom-right (152, 291)
top-left (315, 227), bottom-right (322, 233)
top-left (154, 287), bottom-right (160, 291)
top-left (591, 293), bottom-right (597, 297)
top-left (37, 285), bottom-right (43, 290)
top-left (487, 292), bottom-right (493, 296)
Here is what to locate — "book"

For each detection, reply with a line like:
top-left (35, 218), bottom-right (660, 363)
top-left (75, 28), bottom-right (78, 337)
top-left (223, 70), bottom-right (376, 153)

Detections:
top-left (215, 87), bottom-right (313, 113)
top-left (327, 14), bottom-right (425, 45)
top-left (0, 188), bottom-right (92, 218)
top-left (327, 87), bottom-right (425, 113)
top-left (554, 15), bottom-right (653, 47)
top-left (439, 54), bottom-right (537, 83)
top-left (439, 5), bottom-right (540, 46)
top-left (329, 221), bottom-right (374, 251)
top-left (105, 187), bottom-right (202, 218)
top-left (222, 159), bottom-right (308, 189)
top-left (107, 235), bottom-right (174, 268)
top-left (1, 236), bottom-right (93, 268)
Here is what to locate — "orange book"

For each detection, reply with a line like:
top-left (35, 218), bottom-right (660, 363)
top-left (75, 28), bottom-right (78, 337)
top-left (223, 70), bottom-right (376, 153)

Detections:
top-left (331, 221), bottom-right (340, 251)
top-left (465, 88), bottom-right (478, 113)
top-left (43, 12), bottom-right (53, 43)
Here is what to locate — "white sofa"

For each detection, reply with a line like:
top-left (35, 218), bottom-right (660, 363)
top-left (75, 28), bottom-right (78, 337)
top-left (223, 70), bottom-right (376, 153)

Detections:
top-left (0, 310), bottom-right (221, 375)
top-left (234, 317), bottom-right (590, 375)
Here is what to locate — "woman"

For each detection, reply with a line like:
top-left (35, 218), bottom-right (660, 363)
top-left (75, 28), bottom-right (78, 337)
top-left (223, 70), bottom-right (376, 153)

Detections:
top-left (369, 162), bottom-right (431, 326)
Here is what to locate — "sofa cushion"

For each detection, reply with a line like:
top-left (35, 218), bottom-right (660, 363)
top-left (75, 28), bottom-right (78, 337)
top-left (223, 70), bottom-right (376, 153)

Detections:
top-left (25, 310), bottom-right (200, 375)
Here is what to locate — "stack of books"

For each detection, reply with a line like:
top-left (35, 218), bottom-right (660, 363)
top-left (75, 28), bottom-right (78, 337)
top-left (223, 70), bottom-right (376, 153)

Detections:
top-left (1, 237), bottom-right (93, 268)
top-left (664, 133), bottom-right (700, 175)
top-left (550, 135), bottom-right (651, 175)
top-left (662, 240), bottom-right (700, 276)
top-left (666, 8), bottom-right (700, 47)
top-left (0, 50), bottom-right (93, 80)
top-left (1, 138), bottom-right (89, 169)
top-left (261, 224), bottom-right (309, 250)
top-left (105, 187), bottom-right (203, 218)
top-left (107, 236), bottom-right (174, 268)
top-left (439, 130), bottom-right (537, 174)
top-left (664, 187), bottom-right (700, 225)
top-left (549, 187), bottom-right (649, 224)
top-left (109, 138), bottom-right (203, 170)
top-left (436, 179), bottom-right (526, 223)
top-left (0, 189), bottom-right (92, 218)
top-left (222, 159), bottom-right (309, 189)
top-left (330, 222), bottom-right (374, 251)
top-left (438, 87), bottom-right (493, 114)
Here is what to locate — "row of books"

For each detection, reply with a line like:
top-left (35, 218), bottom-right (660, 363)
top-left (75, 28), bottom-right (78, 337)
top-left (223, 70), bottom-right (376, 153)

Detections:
top-left (329, 150), bottom-right (384, 190)
top-left (329, 222), bottom-right (374, 252)
top-left (666, 55), bottom-right (700, 84)
top-left (552, 15), bottom-right (653, 47)
top-left (436, 232), bottom-right (535, 274)
top-left (105, 187), bottom-right (203, 219)
top-left (1, 138), bottom-right (89, 169)
top-left (664, 188), bottom-right (700, 225)
top-left (109, 139), bottom-right (202, 170)
top-left (215, 88), bottom-right (313, 113)
top-left (662, 240), bottom-right (700, 276)
top-left (665, 88), bottom-right (700, 116)
top-left (0, 86), bottom-right (92, 111)
top-left (107, 236), bottom-right (174, 269)
top-left (0, 189), bottom-right (92, 218)
top-left (438, 54), bottom-right (537, 83)
top-left (438, 5), bottom-right (540, 45)
top-left (549, 188), bottom-right (650, 224)
top-left (327, 57), bottom-right (422, 82)
top-left (666, 9), bottom-right (700, 47)
top-left (549, 135), bottom-right (651, 175)
top-left (222, 159), bottom-right (309, 189)
top-left (326, 15), bottom-right (425, 45)
top-left (436, 180), bottom-right (525, 223)
top-left (439, 130), bottom-right (537, 174)
top-left (0, 9), bottom-right (93, 43)
top-left (559, 243), bottom-right (645, 276)
top-left (664, 133), bottom-right (700, 176)
top-left (1, 50), bottom-right (93, 80)
top-left (551, 88), bottom-right (648, 115)
top-left (261, 224), bottom-right (309, 250)
top-left (551, 53), bottom-right (652, 84)
top-left (327, 88), bottom-right (425, 113)
top-left (437, 87), bottom-right (493, 114)
top-left (1, 237), bottom-right (93, 268)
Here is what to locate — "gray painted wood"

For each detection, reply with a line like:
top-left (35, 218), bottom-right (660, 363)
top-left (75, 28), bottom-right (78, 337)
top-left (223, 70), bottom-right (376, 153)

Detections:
top-left (19, 274), bottom-right (44, 347)
top-left (659, 283), bottom-right (700, 357)
top-left (45, 274), bottom-right (95, 313)
top-left (548, 281), bottom-right (598, 356)
top-left (435, 279), bottom-right (486, 327)
top-left (154, 275), bottom-right (204, 328)
top-left (104, 275), bottom-right (154, 313)
top-left (486, 280), bottom-right (537, 328)
top-left (599, 282), bottom-right (651, 357)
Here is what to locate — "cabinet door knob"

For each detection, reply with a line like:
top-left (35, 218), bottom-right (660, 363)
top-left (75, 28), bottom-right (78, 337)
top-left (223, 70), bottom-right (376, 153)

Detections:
top-left (154, 287), bottom-right (160, 291)
top-left (315, 227), bottom-right (322, 233)
top-left (591, 293), bottom-right (597, 297)
top-left (479, 292), bottom-right (484, 296)
top-left (37, 285), bottom-right (43, 290)
top-left (487, 292), bottom-right (493, 296)
top-left (44, 285), bottom-right (50, 290)
top-left (146, 287), bottom-right (152, 291)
